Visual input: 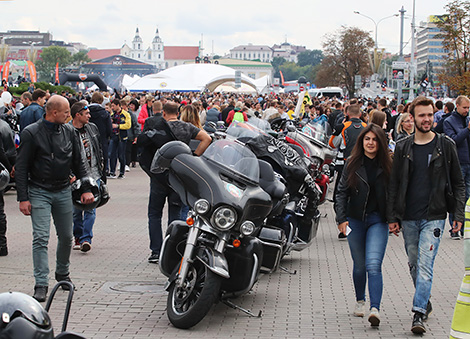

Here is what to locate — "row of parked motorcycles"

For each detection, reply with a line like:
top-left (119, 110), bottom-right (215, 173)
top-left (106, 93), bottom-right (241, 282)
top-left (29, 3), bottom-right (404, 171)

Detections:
top-left (152, 117), bottom-right (337, 329)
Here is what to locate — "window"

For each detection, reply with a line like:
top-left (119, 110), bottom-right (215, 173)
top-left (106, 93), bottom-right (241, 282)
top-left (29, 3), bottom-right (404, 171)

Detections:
top-left (138, 53), bottom-right (140, 58)
top-left (138, 43), bottom-right (140, 49)
top-left (158, 54), bottom-right (161, 59)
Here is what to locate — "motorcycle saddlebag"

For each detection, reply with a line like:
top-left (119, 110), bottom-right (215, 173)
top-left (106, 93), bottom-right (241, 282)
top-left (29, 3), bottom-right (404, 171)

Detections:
top-left (257, 227), bottom-right (286, 273)
top-left (221, 236), bottom-right (263, 294)
top-left (159, 221), bottom-right (188, 277)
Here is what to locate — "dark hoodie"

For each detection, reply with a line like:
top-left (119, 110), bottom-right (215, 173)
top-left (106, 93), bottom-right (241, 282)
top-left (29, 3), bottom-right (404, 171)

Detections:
top-left (89, 103), bottom-right (112, 145)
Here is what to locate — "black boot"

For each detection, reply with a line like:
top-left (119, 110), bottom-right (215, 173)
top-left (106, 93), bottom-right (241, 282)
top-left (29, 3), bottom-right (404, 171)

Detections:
top-left (411, 312), bottom-right (426, 334)
top-left (0, 246), bottom-right (7, 256)
top-left (33, 286), bottom-right (48, 302)
top-left (55, 272), bottom-right (75, 291)
top-left (423, 300), bottom-right (432, 321)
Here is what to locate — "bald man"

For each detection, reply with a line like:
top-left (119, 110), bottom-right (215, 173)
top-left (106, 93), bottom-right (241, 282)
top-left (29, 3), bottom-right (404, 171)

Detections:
top-left (15, 95), bottom-right (94, 302)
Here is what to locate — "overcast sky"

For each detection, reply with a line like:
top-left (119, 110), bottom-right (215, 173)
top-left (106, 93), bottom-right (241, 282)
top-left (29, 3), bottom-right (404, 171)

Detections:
top-left (1, 0), bottom-right (447, 56)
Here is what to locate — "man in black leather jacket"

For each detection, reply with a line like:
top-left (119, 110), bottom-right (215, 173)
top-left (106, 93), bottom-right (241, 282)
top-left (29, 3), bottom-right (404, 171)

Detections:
top-left (387, 96), bottom-right (465, 334)
top-left (15, 95), bottom-right (94, 302)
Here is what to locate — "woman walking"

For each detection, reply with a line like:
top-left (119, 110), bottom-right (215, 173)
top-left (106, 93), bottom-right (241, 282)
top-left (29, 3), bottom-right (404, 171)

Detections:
top-left (335, 124), bottom-right (392, 326)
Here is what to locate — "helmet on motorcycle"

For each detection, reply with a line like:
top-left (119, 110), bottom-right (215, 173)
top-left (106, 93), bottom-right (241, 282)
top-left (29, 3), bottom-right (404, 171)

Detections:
top-left (151, 141), bottom-right (192, 174)
top-left (0, 164), bottom-right (10, 191)
top-left (71, 177), bottom-right (100, 211)
top-left (0, 291), bottom-right (54, 339)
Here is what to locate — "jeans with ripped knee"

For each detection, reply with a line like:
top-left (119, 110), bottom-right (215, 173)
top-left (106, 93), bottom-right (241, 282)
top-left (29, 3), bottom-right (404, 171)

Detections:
top-left (401, 219), bottom-right (445, 314)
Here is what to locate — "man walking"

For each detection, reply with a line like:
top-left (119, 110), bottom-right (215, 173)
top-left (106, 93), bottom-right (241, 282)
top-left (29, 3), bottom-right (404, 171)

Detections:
top-left (443, 95), bottom-right (470, 239)
top-left (137, 102), bottom-right (211, 263)
top-left (19, 88), bottom-right (47, 131)
top-left (15, 95), bottom-right (94, 302)
top-left (109, 99), bottom-right (131, 179)
top-left (387, 96), bottom-right (465, 334)
top-left (71, 101), bottom-right (104, 253)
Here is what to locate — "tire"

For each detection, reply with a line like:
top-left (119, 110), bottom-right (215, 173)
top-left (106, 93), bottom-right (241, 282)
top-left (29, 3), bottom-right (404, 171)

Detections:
top-left (167, 261), bottom-right (222, 329)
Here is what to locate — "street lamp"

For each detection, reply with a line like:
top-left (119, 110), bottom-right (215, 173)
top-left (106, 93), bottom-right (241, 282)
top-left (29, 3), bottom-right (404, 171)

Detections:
top-left (353, 11), bottom-right (399, 49)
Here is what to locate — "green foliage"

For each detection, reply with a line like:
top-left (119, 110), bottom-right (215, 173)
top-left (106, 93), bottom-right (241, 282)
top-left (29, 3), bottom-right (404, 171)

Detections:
top-left (71, 50), bottom-right (91, 66)
top-left (8, 82), bottom-right (75, 96)
top-left (297, 50), bottom-right (323, 67)
top-left (36, 46), bottom-right (72, 81)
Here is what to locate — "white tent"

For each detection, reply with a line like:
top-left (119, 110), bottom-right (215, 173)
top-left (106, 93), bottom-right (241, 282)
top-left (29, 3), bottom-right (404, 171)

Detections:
top-left (122, 74), bottom-right (141, 89)
top-left (127, 63), bottom-right (258, 93)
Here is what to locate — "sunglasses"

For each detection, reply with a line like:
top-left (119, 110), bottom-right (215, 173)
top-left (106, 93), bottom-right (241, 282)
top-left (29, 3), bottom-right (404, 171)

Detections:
top-left (78, 105), bottom-right (88, 114)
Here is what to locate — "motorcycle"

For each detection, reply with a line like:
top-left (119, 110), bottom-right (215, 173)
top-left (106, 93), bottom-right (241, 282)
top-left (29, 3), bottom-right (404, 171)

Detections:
top-left (225, 121), bottom-right (322, 261)
top-left (153, 138), bottom-right (285, 329)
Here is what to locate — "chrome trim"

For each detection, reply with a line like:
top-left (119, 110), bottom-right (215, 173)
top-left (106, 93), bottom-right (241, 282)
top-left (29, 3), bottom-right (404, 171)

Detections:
top-left (258, 240), bottom-right (283, 274)
top-left (176, 226), bottom-right (200, 288)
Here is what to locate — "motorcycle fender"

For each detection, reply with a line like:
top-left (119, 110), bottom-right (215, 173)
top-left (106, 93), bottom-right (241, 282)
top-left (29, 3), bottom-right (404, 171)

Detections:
top-left (196, 247), bottom-right (230, 279)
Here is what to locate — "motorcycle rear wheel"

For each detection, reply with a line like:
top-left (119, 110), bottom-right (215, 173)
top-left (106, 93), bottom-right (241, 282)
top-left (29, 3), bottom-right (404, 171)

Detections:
top-left (167, 261), bottom-right (221, 329)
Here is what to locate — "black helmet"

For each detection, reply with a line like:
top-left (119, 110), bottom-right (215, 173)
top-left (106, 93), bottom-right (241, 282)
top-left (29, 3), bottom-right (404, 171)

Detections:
top-left (71, 177), bottom-right (100, 211)
top-left (151, 141), bottom-right (191, 174)
top-left (96, 182), bottom-right (110, 208)
top-left (0, 164), bottom-right (9, 192)
top-left (0, 291), bottom-right (53, 339)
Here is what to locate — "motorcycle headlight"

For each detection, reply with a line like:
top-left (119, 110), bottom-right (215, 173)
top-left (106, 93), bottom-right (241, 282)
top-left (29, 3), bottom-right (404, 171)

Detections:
top-left (194, 199), bottom-right (210, 214)
top-left (212, 206), bottom-right (237, 230)
top-left (240, 221), bottom-right (255, 236)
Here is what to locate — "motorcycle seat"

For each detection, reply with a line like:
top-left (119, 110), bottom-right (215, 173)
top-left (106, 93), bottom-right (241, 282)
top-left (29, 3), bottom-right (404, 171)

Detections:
top-left (258, 160), bottom-right (286, 200)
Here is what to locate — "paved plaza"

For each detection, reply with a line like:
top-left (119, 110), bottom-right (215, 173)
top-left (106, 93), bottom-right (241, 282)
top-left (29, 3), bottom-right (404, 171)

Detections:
top-left (0, 167), bottom-right (464, 338)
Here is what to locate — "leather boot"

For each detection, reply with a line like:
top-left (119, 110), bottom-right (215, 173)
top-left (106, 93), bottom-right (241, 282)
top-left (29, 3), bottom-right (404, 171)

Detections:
top-left (33, 286), bottom-right (48, 302)
top-left (55, 272), bottom-right (75, 291)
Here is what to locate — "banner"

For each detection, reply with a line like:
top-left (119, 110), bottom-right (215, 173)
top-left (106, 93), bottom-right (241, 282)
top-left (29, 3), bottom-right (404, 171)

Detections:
top-left (294, 90), bottom-right (313, 120)
top-left (2, 61), bottom-right (10, 82)
top-left (26, 61), bottom-right (37, 83)
top-left (55, 62), bottom-right (59, 84)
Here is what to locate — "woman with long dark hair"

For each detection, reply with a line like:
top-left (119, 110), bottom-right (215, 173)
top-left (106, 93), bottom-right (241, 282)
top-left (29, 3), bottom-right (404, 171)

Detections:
top-left (334, 123), bottom-right (392, 327)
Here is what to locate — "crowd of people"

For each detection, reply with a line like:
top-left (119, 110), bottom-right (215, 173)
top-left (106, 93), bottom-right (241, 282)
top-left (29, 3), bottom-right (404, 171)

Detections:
top-left (0, 84), bottom-right (469, 336)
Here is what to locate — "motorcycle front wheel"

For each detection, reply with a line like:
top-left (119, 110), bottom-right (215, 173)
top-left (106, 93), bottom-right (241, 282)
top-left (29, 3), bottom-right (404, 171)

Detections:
top-left (167, 260), bottom-right (222, 329)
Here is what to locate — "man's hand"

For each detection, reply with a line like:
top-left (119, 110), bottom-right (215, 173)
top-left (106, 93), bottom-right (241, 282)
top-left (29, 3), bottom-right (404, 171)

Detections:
top-left (338, 221), bottom-right (348, 235)
top-left (81, 192), bottom-right (95, 204)
top-left (389, 222), bottom-right (400, 236)
top-left (10, 166), bottom-right (14, 179)
top-left (19, 201), bottom-right (32, 216)
top-left (451, 221), bottom-right (463, 233)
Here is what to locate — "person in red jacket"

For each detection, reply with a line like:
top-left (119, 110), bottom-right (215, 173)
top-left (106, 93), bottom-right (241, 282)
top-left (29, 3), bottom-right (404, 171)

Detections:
top-left (137, 95), bottom-right (154, 131)
top-left (226, 101), bottom-right (248, 125)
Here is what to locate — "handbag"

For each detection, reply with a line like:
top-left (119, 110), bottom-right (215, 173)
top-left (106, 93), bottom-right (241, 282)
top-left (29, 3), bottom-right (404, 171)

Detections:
top-left (442, 139), bottom-right (457, 213)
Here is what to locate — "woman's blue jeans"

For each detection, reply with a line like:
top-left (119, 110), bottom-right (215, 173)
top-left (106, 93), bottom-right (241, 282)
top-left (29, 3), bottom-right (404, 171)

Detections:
top-left (347, 212), bottom-right (389, 310)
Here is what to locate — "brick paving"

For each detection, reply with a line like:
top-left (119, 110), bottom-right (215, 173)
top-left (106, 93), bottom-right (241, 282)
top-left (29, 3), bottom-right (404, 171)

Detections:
top-left (0, 167), bottom-right (464, 338)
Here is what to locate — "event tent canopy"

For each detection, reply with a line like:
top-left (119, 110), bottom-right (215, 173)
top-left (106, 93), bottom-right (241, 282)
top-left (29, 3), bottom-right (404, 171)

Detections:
top-left (126, 63), bottom-right (259, 93)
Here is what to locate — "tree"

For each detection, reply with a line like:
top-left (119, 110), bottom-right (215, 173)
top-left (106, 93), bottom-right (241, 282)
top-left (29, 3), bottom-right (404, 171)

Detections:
top-left (71, 50), bottom-right (91, 66)
top-left (36, 46), bottom-right (71, 81)
top-left (436, 0), bottom-right (470, 95)
top-left (315, 26), bottom-right (374, 96)
top-left (271, 57), bottom-right (286, 78)
top-left (297, 50), bottom-right (323, 67)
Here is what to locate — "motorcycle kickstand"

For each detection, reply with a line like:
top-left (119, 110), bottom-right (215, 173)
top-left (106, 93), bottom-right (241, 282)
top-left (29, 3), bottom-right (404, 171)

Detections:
top-left (222, 299), bottom-right (262, 318)
top-left (279, 266), bottom-right (297, 275)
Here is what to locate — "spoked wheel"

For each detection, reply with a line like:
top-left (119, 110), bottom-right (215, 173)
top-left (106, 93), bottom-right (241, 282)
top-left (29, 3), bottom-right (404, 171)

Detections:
top-left (167, 261), bottom-right (221, 329)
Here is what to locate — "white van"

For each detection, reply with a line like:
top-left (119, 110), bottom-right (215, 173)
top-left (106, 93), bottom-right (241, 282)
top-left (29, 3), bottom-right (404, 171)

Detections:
top-left (308, 87), bottom-right (343, 99)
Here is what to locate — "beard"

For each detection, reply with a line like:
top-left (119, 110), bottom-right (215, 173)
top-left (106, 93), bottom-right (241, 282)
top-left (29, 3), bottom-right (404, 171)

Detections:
top-left (415, 123), bottom-right (432, 133)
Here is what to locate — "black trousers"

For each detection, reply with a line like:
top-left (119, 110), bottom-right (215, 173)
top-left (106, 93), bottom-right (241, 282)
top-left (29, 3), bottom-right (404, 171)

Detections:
top-left (0, 191), bottom-right (6, 247)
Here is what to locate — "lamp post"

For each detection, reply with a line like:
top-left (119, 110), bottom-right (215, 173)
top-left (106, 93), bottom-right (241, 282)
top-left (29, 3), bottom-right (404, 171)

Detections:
top-left (354, 11), bottom-right (399, 96)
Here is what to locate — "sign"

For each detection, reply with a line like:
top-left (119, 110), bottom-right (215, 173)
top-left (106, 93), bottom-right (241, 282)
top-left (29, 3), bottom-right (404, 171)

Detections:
top-left (235, 70), bottom-right (241, 88)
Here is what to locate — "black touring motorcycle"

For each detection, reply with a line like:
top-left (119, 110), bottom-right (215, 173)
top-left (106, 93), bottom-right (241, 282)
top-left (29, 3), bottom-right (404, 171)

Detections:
top-left (152, 122), bottom-right (322, 329)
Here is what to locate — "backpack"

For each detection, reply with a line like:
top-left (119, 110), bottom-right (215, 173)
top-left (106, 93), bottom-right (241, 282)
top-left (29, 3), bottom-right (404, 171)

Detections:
top-left (233, 110), bottom-right (245, 123)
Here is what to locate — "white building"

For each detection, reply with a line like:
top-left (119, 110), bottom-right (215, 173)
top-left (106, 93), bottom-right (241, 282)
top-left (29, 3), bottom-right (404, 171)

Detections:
top-left (229, 44), bottom-right (273, 63)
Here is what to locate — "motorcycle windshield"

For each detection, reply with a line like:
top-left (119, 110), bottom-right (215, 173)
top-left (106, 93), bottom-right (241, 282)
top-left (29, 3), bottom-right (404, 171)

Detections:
top-left (226, 120), bottom-right (269, 139)
top-left (203, 139), bottom-right (260, 183)
top-left (301, 121), bottom-right (332, 146)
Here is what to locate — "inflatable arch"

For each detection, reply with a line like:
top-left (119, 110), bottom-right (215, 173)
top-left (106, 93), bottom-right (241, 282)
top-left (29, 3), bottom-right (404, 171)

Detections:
top-left (59, 73), bottom-right (107, 91)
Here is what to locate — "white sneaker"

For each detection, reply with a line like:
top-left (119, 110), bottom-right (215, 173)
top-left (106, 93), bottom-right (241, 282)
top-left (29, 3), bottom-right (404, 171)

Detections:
top-left (368, 307), bottom-right (380, 326)
top-left (125, 165), bottom-right (130, 172)
top-left (353, 300), bottom-right (366, 317)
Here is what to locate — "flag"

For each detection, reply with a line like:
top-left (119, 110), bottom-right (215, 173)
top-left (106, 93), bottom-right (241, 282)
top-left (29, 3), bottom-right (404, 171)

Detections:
top-left (55, 62), bottom-right (59, 84)
top-left (2, 61), bottom-right (10, 82)
top-left (26, 61), bottom-right (37, 83)
top-left (294, 90), bottom-right (312, 119)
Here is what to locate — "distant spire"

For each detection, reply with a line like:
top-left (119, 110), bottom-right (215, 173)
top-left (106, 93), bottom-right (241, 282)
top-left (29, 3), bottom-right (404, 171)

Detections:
top-left (136, 27), bottom-right (139, 34)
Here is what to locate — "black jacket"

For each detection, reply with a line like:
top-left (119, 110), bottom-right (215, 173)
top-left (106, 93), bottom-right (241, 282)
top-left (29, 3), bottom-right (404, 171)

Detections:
top-left (137, 116), bottom-right (175, 178)
top-left (335, 159), bottom-right (388, 224)
top-left (386, 133), bottom-right (465, 223)
top-left (74, 122), bottom-right (105, 182)
top-left (16, 119), bottom-right (89, 201)
top-left (89, 103), bottom-right (112, 146)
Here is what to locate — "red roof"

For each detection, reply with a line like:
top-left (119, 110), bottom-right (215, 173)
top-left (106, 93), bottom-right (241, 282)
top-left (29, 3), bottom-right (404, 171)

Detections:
top-left (164, 46), bottom-right (199, 60)
top-left (87, 49), bottom-right (121, 60)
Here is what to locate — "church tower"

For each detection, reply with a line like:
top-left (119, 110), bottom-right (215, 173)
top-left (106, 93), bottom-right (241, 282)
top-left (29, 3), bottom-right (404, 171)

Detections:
top-left (151, 28), bottom-right (165, 70)
top-left (131, 27), bottom-right (144, 60)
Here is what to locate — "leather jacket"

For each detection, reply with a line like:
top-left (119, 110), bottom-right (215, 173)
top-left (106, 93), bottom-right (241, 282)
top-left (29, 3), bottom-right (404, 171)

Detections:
top-left (16, 119), bottom-right (89, 201)
top-left (386, 133), bottom-right (465, 223)
top-left (334, 159), bottom-right (388, 224)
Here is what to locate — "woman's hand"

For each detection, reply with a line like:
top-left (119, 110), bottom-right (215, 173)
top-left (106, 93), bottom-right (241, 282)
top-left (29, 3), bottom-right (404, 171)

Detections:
top-left (338, 221), bottom-right (349, 235)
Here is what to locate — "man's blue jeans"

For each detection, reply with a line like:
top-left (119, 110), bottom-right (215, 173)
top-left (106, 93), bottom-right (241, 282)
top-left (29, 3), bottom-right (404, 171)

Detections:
top-left (148, 176), bottom-right (181, 255)
top-left (347, 212), bottom-right (389, 310)
top-left (72, 180), bottom-right (100, 244)
top-left (29, 186), bottom-right (73, 286)
top-left (109, 135), bottom-right (126, 176)
top-left (401, 219), bottom-right (445, 314)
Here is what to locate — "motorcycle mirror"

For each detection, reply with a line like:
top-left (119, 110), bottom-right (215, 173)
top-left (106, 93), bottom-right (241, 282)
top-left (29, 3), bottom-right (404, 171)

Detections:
top-left (286, 124), bottom-right (296, 132)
